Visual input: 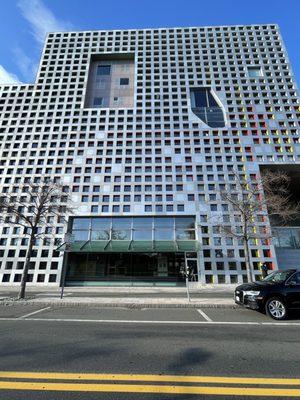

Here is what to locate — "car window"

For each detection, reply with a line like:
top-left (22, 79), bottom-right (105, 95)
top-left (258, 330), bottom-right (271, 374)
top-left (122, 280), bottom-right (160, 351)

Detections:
top-left (263, 270), bottom-right (295, 283)
top-left (291, 272), bottom-right (300, 285)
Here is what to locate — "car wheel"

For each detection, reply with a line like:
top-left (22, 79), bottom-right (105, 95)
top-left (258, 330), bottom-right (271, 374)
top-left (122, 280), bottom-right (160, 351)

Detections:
top-left (265, 297), bottom-right (287, 320)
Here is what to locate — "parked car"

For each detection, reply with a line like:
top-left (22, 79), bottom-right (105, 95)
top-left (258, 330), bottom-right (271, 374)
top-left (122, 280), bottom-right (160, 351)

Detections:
top-left (235, 269), bottom-right (300, 320)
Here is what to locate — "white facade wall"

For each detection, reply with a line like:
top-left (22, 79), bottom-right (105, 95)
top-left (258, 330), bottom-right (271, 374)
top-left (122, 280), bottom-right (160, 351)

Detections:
top-left (0, 24), bottom-right (299, 285)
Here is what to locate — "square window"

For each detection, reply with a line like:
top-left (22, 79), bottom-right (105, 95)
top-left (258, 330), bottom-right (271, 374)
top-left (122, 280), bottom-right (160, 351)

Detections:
top-left (49, 274), bottom-right (57, 283)
top-left (14, 274), bottom-right (21, 282)
top-left (51, 262), bottom-right (58, 270)
top-left (97, 65), bottom-right (111, 75)
top-left (2, 274), bottom-right (10, 282)
top-left (37, 274), bottom-right (45, 282)
top-left (120, 78), bottom-right (129, 85)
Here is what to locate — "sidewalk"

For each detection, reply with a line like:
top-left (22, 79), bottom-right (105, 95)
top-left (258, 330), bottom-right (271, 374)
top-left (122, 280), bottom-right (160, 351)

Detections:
top-left (0, 285), bottom-right (237, 308)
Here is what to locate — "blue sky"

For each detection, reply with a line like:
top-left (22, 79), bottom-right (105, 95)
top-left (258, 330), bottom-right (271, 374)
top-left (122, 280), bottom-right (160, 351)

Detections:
top-left (0, 0), bottom-right (300, 85)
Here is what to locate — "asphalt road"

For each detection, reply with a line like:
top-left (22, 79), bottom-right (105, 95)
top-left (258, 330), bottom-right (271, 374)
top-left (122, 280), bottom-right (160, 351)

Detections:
top-left (0, 305), bottom-right (300, 399)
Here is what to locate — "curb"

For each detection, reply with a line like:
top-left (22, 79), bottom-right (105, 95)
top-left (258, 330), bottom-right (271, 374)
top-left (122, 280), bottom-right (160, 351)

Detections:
top-left (0, 299), bottom-right (237, 309)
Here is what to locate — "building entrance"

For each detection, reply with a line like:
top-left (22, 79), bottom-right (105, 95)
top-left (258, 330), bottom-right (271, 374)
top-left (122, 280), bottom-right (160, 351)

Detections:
top-left (65, 252), bottom-right (190, 286)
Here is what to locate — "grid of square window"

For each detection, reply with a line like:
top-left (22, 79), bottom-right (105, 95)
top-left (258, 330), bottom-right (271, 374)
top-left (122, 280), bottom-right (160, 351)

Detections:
top-left (0, 24), bottom-right (300, 285)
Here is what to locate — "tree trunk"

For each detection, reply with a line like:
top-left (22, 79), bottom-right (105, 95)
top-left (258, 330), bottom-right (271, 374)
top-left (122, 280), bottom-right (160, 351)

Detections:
top-left (243, 237), bottom-right (253, 283)
top-left (18, 233), bottom-right (35, 299)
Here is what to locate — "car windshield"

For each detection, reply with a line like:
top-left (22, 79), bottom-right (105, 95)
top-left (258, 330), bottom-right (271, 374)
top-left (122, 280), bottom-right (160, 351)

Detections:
top-left (262, 270), bottom-right (295, 283)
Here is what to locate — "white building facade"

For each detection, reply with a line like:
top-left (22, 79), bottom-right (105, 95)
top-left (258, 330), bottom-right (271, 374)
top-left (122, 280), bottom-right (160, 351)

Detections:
top-left (0, 24), bottom-right (300, 287)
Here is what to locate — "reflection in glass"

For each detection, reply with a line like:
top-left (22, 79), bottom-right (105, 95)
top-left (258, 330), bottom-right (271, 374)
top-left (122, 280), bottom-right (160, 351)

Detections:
top-left (176, 229), bottom-right (196, 240)
top-left (175, 217), bottom-right (195, 229)
top-left (154, 229), bottom-right (173, 240)
top-left (154, 218), bottom-right (173, 229)
top-left (111, 229), bottom-right (131, 240)
top-left (112, 218), bottom-right (132, 229)
top-left (291, 228), bottom-right (300, 248)
top-left (276, 228), bottom-right (294, 248)
top-left (91, 230), bottom-right (110, 240)
top-left (133, 218), bottom-right (152, 229)
top-left (71, 216), bottom-right (197, 243)
top-left (73, 230), bottom-right (89, 241)
top-left (92, 218), bottom-right (111, 230)
top-left (133, 229), bottom-right (152, 240)
top-left (72, 218), bottom-right (90, 230)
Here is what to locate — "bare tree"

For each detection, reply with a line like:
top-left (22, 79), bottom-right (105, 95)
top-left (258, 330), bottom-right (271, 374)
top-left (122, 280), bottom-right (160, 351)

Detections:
top-left (0, 179), bottom-right (74, 299)
top-left (216, 170), bottom-right (300, 282)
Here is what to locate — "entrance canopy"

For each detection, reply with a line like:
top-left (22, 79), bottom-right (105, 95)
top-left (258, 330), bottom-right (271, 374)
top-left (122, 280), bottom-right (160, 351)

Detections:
top-left (64, 239), bottom-right (199, 253)
top-left (58, 216), bottom-right (200, 253)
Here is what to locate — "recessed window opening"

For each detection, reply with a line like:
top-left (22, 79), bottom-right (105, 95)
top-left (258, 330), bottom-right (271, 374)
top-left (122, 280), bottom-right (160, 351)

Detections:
top-left (190, 87), bottom-right (225, 128)
top-left (248, 66), bottom-right (262, 77)
top-left (192, 88), bottom-right (219, 108)
top-left (120, 78), bottom-right (129, 85)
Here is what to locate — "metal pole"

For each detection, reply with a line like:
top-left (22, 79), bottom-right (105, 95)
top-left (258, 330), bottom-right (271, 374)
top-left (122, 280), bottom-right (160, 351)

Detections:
top-left (186, 275), bottom-right (190, 302)
top-left (60, 250), bottom-right (69, 299)
top-left (184, 252), bottom-right (191, 302)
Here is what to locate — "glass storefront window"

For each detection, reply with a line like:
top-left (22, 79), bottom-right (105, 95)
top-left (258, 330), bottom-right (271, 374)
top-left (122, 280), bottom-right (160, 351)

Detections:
top-left (112, 218), bottom-right (132, 229)
top-left (71, 216), bottom-right (196, 243)
top-left (92, 218), bottom-right (111, 230)
top-left (111, 229), bottom-right (131, 240)
top-left (73, 230), bottom-right (89, 241)
top-left (154, 229), bottom-right (174, 240)
top-left (133, 217), bottom-right (152, 229)
top-left (290, 229), bottom-right (300, 248)
top-left (72, 218), bottom-right (90, 230)
top-left (176, 229), bottom-right (196, 240)
top-left (154, 217), bottom-right (174, 228)
top-left (175, 217), bottom-right (195, 229)
top-left (91, 230), bottom-right (110, 240)
top-left (275, 228), bottom-right (294, 248)
top-left (133, 229), bottom-right (152, 240)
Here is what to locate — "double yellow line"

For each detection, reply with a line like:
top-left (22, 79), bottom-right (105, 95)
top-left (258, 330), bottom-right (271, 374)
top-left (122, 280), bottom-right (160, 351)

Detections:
top-left (0, 371), bottom-right (300, 396)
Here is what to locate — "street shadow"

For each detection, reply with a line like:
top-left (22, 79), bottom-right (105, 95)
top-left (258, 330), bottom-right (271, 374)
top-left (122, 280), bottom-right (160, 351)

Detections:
top-left (168, 346), bottom-right (211, 372)
top-left (286, 310), bottom-right (300, 320)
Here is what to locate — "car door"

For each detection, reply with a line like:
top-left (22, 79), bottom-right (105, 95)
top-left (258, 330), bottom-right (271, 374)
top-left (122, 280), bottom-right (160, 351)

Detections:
top-left (285, 272), bottom-right (300, 308)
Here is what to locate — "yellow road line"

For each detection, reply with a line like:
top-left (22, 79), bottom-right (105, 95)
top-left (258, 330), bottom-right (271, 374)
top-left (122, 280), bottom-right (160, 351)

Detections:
top-left (0, 371), bottom-right (299, 386)
top-left (0, 381), bottom-right (300, 396)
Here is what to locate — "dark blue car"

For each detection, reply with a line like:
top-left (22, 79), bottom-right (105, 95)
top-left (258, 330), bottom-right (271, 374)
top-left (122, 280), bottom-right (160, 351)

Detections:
top-left (235, 269), bottom-right (300, 320)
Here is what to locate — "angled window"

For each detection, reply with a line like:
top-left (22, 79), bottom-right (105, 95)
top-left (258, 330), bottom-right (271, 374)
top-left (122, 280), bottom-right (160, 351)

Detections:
top-left (97, 65), bottom-right (111, 75)
top-left (248, 66), bottom-right (262, 77)
top-left (190, 88), bottom-right (225, 128)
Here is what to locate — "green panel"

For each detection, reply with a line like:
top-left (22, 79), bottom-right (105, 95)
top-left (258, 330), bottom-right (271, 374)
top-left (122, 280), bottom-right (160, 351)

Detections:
top-left (177, 241), bottom-right (200, 251)
top-left (64, 239), bottom-right (200, 253)
top-left (69, 241), bottom-right (90, 251)
top-left (88, 241), bottom-right (110, 251)
top-left (130, 240), bottom-right (154, 252)
top-left (153, 241), bottom-right (177, 251)
top-left (109, 241), bottom-right (132, 252)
